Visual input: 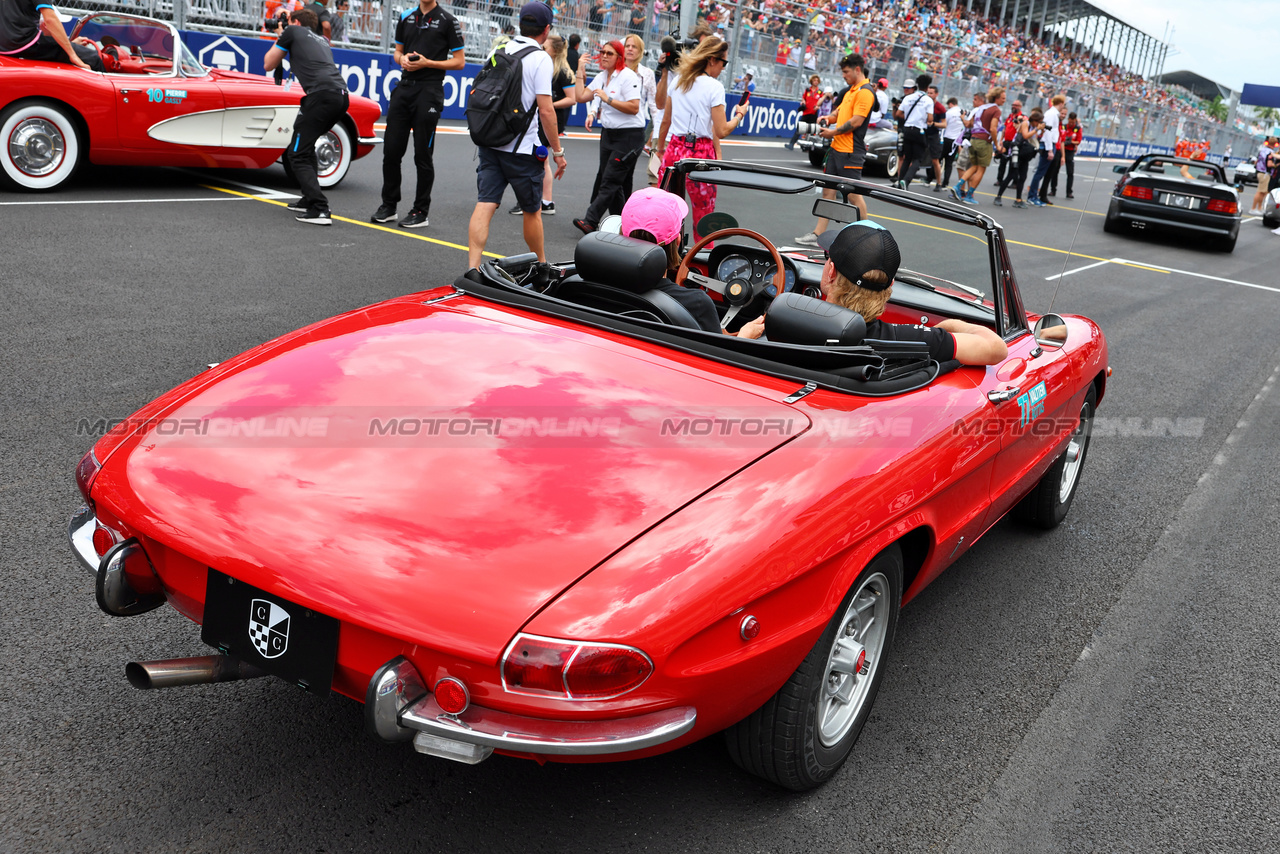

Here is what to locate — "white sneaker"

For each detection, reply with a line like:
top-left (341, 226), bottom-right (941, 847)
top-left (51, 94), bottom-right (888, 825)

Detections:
top-left (794, 232), bottom-right (820, 247)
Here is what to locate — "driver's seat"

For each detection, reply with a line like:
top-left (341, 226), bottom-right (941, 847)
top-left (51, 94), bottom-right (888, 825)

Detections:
top-left (559, 232), bottom-right (704, 331)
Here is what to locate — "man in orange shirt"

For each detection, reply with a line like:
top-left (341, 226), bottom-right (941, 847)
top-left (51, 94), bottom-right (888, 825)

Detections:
top-left (795, 53), bottom-right (874, 245)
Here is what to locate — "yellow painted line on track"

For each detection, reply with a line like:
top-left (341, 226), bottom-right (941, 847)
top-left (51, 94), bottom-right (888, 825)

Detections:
top-left (201, 184), bottom-right (501, 257)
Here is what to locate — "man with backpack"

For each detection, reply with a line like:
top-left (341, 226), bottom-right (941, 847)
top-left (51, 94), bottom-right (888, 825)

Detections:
top-left (466, 1), bottom-right (567, 270)
top-left (370, 0), bottom-right (465, 228)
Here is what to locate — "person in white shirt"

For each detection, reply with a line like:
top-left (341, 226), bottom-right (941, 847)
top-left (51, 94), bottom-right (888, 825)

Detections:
top-left (572, 38), bottom-right (644, 233)
top-left (1026, 93), bottom-right (1065, 206)
top-left (623, 34), bottom-right (661, 187)
top-left (655, 36), bottom-right (747, 239)
top-left (941, 96), bottom-right (965, 189)
top-left (894, 74), bottom-right (934, 190)
top-left (466, 2), bottom-right (566, 269)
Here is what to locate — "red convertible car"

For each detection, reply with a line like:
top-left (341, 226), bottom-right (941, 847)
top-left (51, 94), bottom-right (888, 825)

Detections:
top-left (69, 161), bottom-right (1109, 791)
top-left (0, 12), bottom-right (380, 190)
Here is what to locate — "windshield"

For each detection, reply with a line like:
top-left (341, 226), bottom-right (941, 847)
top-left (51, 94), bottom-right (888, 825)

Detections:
top-left (72, 14), bottom-right (176, 68)
top-left (688, 166), bottom-right (997, 317)
top-left (1138, 158), bottom-right (1223, 183)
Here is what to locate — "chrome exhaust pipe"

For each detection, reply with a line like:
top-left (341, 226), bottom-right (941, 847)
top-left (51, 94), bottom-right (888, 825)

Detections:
top-left (126, 655), bottom-right (268, 689)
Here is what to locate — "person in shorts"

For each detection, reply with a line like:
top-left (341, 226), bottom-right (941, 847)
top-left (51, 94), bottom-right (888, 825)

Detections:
top-left (795, 53), bottom-right (874, 245)
top-left (951, 87), bottom-right (1005, 205)
top-left (466, 2), bottom-right (567, 270)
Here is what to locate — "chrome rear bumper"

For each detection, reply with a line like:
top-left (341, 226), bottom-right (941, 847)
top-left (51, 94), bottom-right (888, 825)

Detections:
top-left (69, 505), bottom-right (97, 573)
top-left (367, 656), bottom-right (696, 762)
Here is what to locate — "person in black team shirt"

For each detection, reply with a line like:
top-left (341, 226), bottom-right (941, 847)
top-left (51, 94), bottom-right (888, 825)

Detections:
top-left (816, 221), bottom-right (1007, 366)
top-left (0, 0), bottom-right (102, 70)
top-left (265, 8), bottom-right (349, 225)
top-left (371, 0), bottom-right (464, 228)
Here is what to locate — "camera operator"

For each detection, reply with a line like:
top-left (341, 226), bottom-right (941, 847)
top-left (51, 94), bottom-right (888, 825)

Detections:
top-left (655, 36), bottom-right (747, 239)
top-left (370, 0), bottom-right (464, 229)
top-left (572, 40), bottom-right (644, 234)
top-left (653, 24), bottom-right (708, 113)
top-left (264, 8), bottom-right (348, 225)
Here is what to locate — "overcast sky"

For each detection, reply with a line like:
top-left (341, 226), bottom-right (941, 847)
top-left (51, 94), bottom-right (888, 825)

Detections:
top-left (1086, 0), bottom-right (1278, 93)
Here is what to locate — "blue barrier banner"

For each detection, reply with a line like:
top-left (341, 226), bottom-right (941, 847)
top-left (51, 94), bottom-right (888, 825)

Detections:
top-left (180, 30), bottom-right (804, 136)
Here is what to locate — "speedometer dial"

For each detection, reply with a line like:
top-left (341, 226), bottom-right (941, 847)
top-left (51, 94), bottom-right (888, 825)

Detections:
top-left (762, 265), bottom-right (797, 298)
top-left (717, 255), bottom-right (752, 282)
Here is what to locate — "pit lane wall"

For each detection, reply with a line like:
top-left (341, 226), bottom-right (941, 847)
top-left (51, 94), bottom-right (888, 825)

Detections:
top-left (180, 30), bottom-right (1249, 165)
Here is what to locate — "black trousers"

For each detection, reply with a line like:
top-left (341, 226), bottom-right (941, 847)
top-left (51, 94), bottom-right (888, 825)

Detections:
top-left (995, 147), bottom-right (1013, 187)
top-left (942, 136), bottom-right (960, 187)
top-left (1042, 148), bottom-right (1063, 199)
top-left (381, 80), bottom-right (441, 213)
top-left (899, 128), bottom-right (929, 187)
top-left (584, 126), bottom-right (644, 226)
top-left (1064, 149), bottom-right (1076, 195)
top-left (995, 151), bottom-right (1032, 200)
top-left (15, 34), bottom-right (103, 70)
top-left (284, 89), bottom-right (348, 213)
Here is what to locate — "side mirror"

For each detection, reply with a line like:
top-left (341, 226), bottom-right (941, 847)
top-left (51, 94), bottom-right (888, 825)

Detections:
top-left (598, 214), bottom-right (623, 235)
top-left (1112, 164), bottom-right (1128, 173)
top-left (1033, 313), bottom-right (1068, 348)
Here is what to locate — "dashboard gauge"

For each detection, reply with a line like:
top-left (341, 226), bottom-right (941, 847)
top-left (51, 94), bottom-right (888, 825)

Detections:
top-left (762, 265), bottom-right (797, 298)
top-left (716, 255), bottom-right (752, 282)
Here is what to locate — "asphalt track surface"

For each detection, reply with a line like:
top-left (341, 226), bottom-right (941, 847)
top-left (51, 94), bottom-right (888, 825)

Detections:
top-left (4, 125), bottom-right (1280, 853)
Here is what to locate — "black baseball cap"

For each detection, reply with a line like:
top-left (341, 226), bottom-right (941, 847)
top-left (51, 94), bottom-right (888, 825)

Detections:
top-left (519, 1), bottom-right (553, 30)
top-left (817, 221), bottom-right (900, 291)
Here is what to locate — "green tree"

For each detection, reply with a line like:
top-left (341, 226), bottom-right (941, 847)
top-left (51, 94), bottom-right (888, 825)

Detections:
top-left (1257, 106), bottom-right (1280, 127)
top-left (1203, 95), bottom-right (1228, 123)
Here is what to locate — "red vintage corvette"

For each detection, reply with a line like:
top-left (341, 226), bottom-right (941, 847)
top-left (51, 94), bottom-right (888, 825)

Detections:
top-left (0, 12), bottom-right (380, 190)
top-left (69, 162), bottom-right (1109, 790)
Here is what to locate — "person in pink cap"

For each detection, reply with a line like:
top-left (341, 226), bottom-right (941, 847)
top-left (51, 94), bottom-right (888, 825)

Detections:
top-left (620, 188), bottom-right (764, 338)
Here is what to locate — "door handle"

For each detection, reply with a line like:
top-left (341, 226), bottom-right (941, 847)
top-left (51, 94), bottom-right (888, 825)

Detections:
top-left (987, 387), bottom-right (1021, 403)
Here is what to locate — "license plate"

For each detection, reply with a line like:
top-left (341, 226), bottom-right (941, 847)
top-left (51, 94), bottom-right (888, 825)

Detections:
top-left (1163, 193), bottom-right (1194, 209)
top-left (201, 569), bottom-right (340, 694)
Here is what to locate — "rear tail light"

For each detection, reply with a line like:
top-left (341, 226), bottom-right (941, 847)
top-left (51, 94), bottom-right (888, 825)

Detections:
top-left (1121, 185), bottom-right (1153, 200)
top-left (75, 448), bottom-right (101, 503)
top-left (433, 677), bottom-right (470, 715)
top-left (92, 524), bottom-right (119, 557)
top-left (1207, 199), bottom-right (1238, 214)
top-left (502, 634), bottom-right (653, 700)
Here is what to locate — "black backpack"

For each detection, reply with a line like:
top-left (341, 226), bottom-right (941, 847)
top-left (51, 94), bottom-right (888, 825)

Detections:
top-left (466, 43), bottom-right (541, 148)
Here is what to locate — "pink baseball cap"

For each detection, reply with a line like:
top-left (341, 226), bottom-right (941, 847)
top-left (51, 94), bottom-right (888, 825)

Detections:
top-left (621, 188), bottom-right (688, 245)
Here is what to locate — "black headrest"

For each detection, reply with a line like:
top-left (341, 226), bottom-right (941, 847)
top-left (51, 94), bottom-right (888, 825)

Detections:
top-left (765, 291), bottom-right (866, 346)
top-left (574, 232), bottom-right (669, 293)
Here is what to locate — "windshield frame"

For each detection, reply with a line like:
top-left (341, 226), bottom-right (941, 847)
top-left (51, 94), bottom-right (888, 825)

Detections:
top-left (665, 158), bottom-right (1024, 338)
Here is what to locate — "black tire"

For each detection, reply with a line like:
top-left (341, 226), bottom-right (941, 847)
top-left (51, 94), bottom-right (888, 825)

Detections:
top-left (0, 99), bottom-right (83, 191)
top-left (884, 150), bottom-right (899, 180)
top-left (725, 546), bottom-right (902, 791)
top-left (807, 147), bottom-right (826, 169)
top-left (1015, 385), bottom-right (1097, 529)
top-left (1216, 234), bottom-right (1237, 253)
top-left (1103, 209), bottom-right (1121, 234)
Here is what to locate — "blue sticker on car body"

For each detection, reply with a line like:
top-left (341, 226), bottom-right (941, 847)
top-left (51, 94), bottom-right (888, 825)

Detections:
top-left (1017, 381), bottom-right (1047, 427)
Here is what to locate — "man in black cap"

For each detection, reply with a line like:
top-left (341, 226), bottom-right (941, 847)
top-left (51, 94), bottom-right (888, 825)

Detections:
top-left (265, 7), bottom-right (349, 225)
top-left (817, 221), bottom-right (1007, 365)
top-left (371, 0), bottom-right (465, 228)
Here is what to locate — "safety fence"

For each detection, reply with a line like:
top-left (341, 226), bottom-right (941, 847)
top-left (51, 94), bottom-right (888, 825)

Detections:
top-left (65, 0), bottom-right (1260, 160)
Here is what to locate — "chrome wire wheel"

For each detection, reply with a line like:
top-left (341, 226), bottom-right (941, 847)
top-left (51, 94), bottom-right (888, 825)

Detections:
top-left (9, 117), bottom-right (64, 176)
top-left (818, 570), bottom-right (890, 748)
top-left (1058, 398), bottom-right (1093, 504)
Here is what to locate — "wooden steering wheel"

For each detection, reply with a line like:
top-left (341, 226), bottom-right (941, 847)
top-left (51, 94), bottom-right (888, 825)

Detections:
top-left (674, 228), bottom-right (788, 330)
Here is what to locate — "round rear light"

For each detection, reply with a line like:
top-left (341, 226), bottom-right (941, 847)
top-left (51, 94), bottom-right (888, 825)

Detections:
top-left (740, 615), bottom-right (760, 641)
top-left (434, 677), bottom-right (470, 715)
top-left (91, 525), bottom-right (117, 557)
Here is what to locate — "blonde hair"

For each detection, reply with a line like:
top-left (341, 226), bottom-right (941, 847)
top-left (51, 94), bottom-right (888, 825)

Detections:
top-left (546, 34), bottom-right (570, 79)
top-left (1051, 93), bottom-right (1067, 106)
top-left (674, 36), bottom-right (728, 93)
top-left (624, 33), bottom-right (645, 73)
top-left (827, 270), bottom-right (891, 320)
top-left (987, 86), bottom-right (1005, 102)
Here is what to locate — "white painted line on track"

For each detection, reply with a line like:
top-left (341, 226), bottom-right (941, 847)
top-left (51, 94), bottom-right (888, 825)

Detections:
top-left (1242, 216), bottom-right (1260, 223)
top-left (1110, 257), bottom-right (1280, 295)
top-left (0, 197), bottom-right (249, 206)
top-left (1045, 259), bottom-right (1111, 280)
top-left (394, 123), bottom-right (786, 147)
top-left (175, 169), bottom-right (294, 199)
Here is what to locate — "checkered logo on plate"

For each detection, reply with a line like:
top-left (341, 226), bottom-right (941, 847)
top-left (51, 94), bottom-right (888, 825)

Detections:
top-left (248, 599), bottom-right (290, 659)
